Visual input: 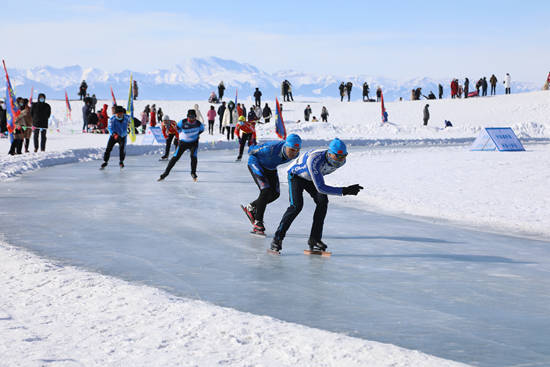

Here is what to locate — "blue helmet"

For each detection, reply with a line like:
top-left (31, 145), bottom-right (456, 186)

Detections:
top-left (328, 138), bottom-right (347, 155)
top-left (284, 134), bottom-right (302, 149)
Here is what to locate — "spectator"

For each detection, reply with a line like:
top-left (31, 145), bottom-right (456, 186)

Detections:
top-left (222, 100), bottom-right (237, 140)
top-left (482, 77), bottom-right (488, 96)
top-left (30, 93), bottom-right (51, 152)
top-left (311, 116), bottom-right (318, 122)
top-left (133, 80), bottom-right (139, 100)
top-left (423, 104), bottom-right (430, 126)
top-left (451, 79), bottom-right (458, 99)
top-left (78, 80), bottom-right (87, 100)
top-left (321, 106), bottom-right (329, 122)
top-left (338, 82), bottom-right (345, 102)
top-left (504, 73), bottom-right (511, 94)
top-left (376, 87), bottom-right (382, 102)
top-left (141, 105), bottom-right (150, 133)
top-left (91, 94), bottom-right (97, 112)
top-left (217, 101), bottom-right (226, 133)
top-left (464, 78), bottom-right (470, 99)
top-left (218, 81), bottom-right (225, 101)
top-left (262, 103), bottom-right (272, 123)
top-left (304, 105), bottom-right (312, 122)
top-left (438, 84), bottom-right (443, 99)
top-left (82, 99), bottom-right (92, 132)
top-left (253, 88), bottom-right (262, 107)
top-left (97, 104), bottom-right (109, 133)
top-left (207, 105), bottom-right (216, 135)
top-left (362, 82), bottom-right (370, 101)
top-left (150, 104), bottom-right (157, 127)
top-left (490, 74), bottom-right (498, 95)
top-left (194, 104), bottom-right (205, 124)
top-left (157, 107), bottom-right (164, 123)
top-left (345, 82), bottom-right (353, 102)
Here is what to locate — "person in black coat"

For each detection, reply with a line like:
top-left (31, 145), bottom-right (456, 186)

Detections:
top-left (304, 105), bottom-right (312, 121)
top-left (345, 82), bottom-right (353, 102)
top-left (217, 102), bottom-right (226, 133)
top-left (262, 103), bottom-right (272, 123)
top-left (30, 93), bottom-right (51, 152)
top-left (82, 101), bottom-right (92, 132)
top-left (362, 82), bottom-right (370, 101)
top-left (218, 81), bottom-right (225, 101)
top-left (438, 84), bottom-right (443, 99)
top-left (481, 77), bottom-right (488, 96)
top-left (423, 104), bottom-right (430, 126)
top-left (253, 88), bottom-right (262, 107)
top-left (464, 78), bottom-right (470, 99)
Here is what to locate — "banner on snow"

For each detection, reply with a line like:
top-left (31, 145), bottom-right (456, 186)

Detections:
top-left (470, 127), bottom-right (525, 151)
top-left (141, 126), bottom-right (166, 145)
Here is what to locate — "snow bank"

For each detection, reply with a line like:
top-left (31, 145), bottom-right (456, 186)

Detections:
top-left (0, 241), bottom-right (470, 367)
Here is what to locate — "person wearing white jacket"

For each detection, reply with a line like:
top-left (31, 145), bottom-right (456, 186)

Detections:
top-left (504, 73), bottom-right (512, 94)
top-left (193, 104), bottom-right (205, 123)
top-left (222, 100), bottom-right (237, 140)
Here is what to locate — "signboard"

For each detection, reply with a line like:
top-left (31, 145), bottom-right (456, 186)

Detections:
top-left (470, 127), bottom-right (525, 151)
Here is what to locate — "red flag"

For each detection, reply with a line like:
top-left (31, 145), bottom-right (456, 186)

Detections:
top-left (110, 86), bottom-right (117, 106)
top-left (29, 86), bottom-right (34, 107)
top-left (65, 90), bottom-right (72, 120)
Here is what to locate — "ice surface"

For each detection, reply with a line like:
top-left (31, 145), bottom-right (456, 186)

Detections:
top-left (1, 150), bottom-right (549, 367)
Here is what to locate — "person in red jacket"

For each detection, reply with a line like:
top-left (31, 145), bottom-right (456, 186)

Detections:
top-left (160, 115), bottom-right (179, 160)
top-left (450, 79), bottom-right (458, 99)
top-left (206, 105), bottom-right (217, 135)
top-left (150, 104), bottom-right (157, 127)
top-left (235, 115), bottom-right (256, 161)
top-left (96, 104), bottom-right (109, 132)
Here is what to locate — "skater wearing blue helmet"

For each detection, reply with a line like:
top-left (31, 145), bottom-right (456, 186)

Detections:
top-left (241, 134), bottom-right (302, 235)
top-left (270, 138), bottom-right (363, 253)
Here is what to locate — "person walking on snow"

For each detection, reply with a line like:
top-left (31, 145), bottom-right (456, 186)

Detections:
top-left (150, 104), bottom-right (157, 127)
top-left (241, 134), bottom-right (302, 235)
top-left (270, 138), bottom-right (363, 253)
top-left (160, 115), bottom-right (179, 160)
top-left (362, 82), bottom-right (370, 101)
top-left (217, 102), bottom-right (226, 134)
top-left (262, 103), bottom-right (272, 123)
top-left (218, 81), bottom-right (225, 101)
top-left (158, 109), bottom-right (205, 182)
top-left (235, 115), bottom-right (256, 161)
top-left (100, 105), bottom-right (129, 169)
top-left (207, 105), bottom-right (217, 135)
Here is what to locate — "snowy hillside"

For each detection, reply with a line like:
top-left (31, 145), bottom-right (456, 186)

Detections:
top-left (3, 57), bottom-right (541, 101)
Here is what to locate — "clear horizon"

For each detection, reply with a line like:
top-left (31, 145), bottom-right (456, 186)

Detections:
top-left (2, 0), bottom-right (549, 83)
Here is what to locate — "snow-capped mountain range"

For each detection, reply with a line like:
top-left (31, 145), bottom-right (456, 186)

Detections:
top-left (3, 57), bottom-right (540, 102)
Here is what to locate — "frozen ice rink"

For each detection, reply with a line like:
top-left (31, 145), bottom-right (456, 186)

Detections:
top-left (2, 149), bottom-right (549, 367)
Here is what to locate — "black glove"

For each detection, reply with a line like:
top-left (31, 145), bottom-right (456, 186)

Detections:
top-left (342, 184), bottom-right (364, 196)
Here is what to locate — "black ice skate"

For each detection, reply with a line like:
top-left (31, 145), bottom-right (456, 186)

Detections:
top-left (251, 220), bottom-right (266, 237)
top-left (240, 204), bottom-right (256, 224)
top-left (119, 162), bottom-right (124, 169)
top-left (100, 162), bottom-right (108, 170)
top-left (305, 238), bottom-right (331, 256)
top-left (191, 173), bottom-right (198, 182)
top-left (268, 238), bottom-right (282, 255)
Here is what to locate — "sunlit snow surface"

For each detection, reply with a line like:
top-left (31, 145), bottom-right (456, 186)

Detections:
top-left (2, 151), bottom-right (549, 367)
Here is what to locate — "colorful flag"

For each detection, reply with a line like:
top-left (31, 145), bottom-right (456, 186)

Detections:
top-left (274, 98), bottom-right (286, 139)
top-left (2, 60), bottom-right (19, 135)
top-left (65, 90), bottom-right (72, 120)
top-left (110, 86), bottom-right (117, 106)
top-left (127, 74), bottom-right (136, 142)
top-left (381, 89), bottom-right (388, 123)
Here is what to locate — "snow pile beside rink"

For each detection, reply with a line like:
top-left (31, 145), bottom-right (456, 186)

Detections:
top-left (0, 241), bottom-right (471, 367)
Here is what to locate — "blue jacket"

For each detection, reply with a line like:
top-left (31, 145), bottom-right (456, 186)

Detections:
top-left (248, 141), bottom-right (293, 173)
top-left (177, 119), bottom-right (204, 142)
top-left (108, 115), bottom-right (129, 137)
top-left (288, 149), bottom-right (344, 196)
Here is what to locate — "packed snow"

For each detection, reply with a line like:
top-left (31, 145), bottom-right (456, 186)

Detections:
top-left (1, 90), bottom-right (549, 366)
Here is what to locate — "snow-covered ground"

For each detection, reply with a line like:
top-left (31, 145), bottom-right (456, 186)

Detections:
top-left (1, 91), bottom-right (549, 366)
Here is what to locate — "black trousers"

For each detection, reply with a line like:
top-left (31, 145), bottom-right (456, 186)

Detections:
top-left (248, 165), bottom-right (280, 223)
top-left (162, 140), bottom-right (198, 177)
top-left (224, 126), bottom-right (235, 140)
top-left (8, 136), bottom-right (23, 155)
top-left (274, 174), bottom-right (328, 243)
top-left (208, 120), bottom-right (214, 135)
top-left (237, 133), bottom-right (253, 159)
top-left (33, 128), bottom-right (47, 151)
top-left (255, 98), bottom-right (261, 107)
top-left (164, 134), bottom-right (177, 157)
top-left (505, 88), bottom-right (511, 94)
top-left (103, 135), bottom-right (126, 163)
top-left (491, 85), bottom-right (496, 95)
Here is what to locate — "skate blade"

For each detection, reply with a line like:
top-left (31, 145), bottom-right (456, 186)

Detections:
top-left (267, 249), bottom-right (281, 255)
top-left (304, 250), bottom-right (331, 257)
top-left (250, 231), bottom-right (266, 237)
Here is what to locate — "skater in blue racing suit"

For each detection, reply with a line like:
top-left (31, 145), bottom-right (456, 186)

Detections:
top-left (100, 105), bottom-right (129, 169)
top-left (158, 109), bottom-right (204, 181)
top-left (242, 134), bottom-right (302, 234)
top-left (271, 138), bottom-right (363, 253)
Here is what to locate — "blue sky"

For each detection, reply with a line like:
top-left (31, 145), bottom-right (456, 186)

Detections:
top-left (2, 0), bottom-right (549, 82)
